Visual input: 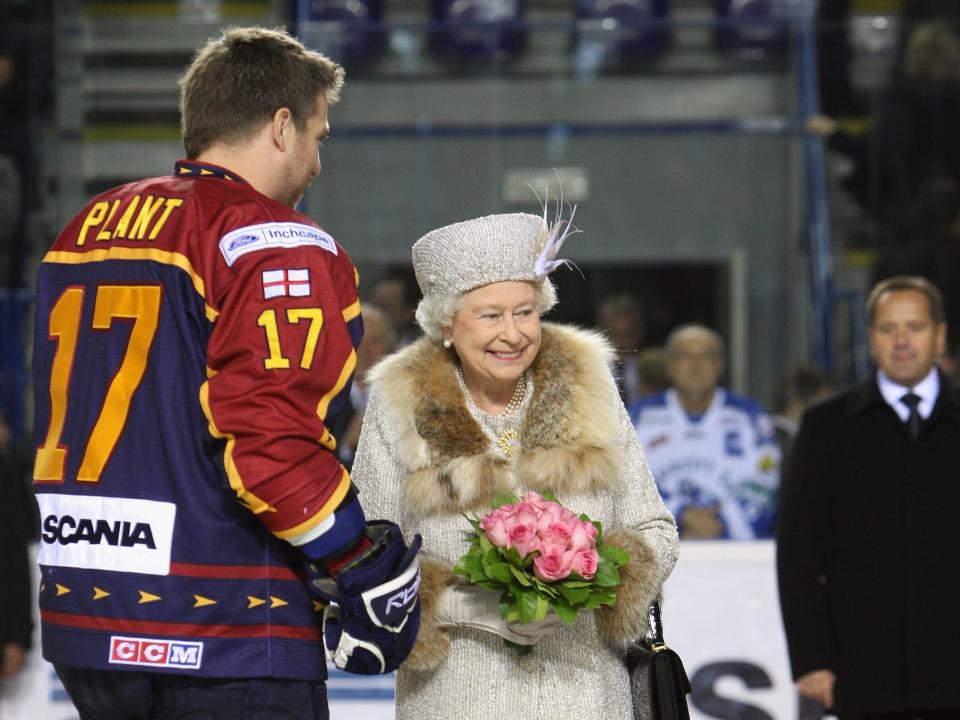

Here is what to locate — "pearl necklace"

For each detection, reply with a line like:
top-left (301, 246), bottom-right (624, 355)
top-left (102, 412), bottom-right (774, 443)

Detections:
top-left (457, 366), bottom-right (527, 417)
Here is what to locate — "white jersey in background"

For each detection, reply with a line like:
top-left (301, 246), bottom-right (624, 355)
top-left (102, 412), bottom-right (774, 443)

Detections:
top-left (629, 388), bottom-right (781, 539)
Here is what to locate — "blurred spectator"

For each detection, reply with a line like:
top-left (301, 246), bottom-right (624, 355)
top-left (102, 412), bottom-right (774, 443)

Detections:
top-left (596, 293), bottom-right (646, 406)
top-left (778, 276), bottom-right (960, 716)
top-left (636, 346), bottom-right (669, 399)
top-left (630, 324), bottom-right (780, 540)
top-left (815, 0), bottom-right (867, 118)
top-left (771, 365), bottom-right (832, 466)
top-left (371, 271), bottom-right (421, 348)
top-left (809, 20), bottom-right (960, 228)
top-left (0, 12), bottom-right (29, 286)
top-left (938, 334), bottom-right (960, 386)
top-left (871, 179), bottom-right (960, 345)
top-left (331, 305), bottom-right (396, 469)
top-left (0, 409), bottom-right (32, 677)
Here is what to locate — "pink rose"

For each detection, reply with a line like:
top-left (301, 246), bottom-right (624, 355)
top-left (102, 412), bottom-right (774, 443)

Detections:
top-left (581, 520), bottom-right (598, 540)
top-left (570, 521), bottom-right (596, 553)
top-left (480, 510), bottom-right (510, 547)
top-left (533, 546), bottom-right (575, 582)
top-left (540, 522), bottom-right (572, 548)
top-left (513, 501), bottom-right (540, 529)
top-left (521, 491), bottom-right (545, 507)
top-left (536, 503), bottom-right (565, 533)
top-left (507, 523), bottom-right (540, 558)
top-left (571, 549), bottom-right (599, 580)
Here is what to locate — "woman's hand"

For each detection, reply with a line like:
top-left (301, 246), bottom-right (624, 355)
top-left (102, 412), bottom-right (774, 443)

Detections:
top-left (435, 584), bottom-right (560, 645)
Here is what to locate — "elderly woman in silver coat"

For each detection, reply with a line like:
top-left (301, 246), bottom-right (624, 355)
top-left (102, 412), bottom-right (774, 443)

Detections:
top-left (350, 211), bottom-right (679, 719)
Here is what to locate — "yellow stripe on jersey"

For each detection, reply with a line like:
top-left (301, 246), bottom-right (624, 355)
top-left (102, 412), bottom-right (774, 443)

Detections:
top-left (319, 427), bottom-right (337, 452)
top-left (315, 349), bottom-right (356, 422)
top-left (341, 299), bottom-right (361, 323)
top-left (274, 466), bottom-right (352, 542)
top-left (198, 380), bottom-right (276, 515)
top-left (44, 247), bottom-right (219, 322)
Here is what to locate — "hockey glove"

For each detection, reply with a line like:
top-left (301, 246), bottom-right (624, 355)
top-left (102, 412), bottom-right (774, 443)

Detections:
top-left (308, 521), bottom-right (422, 674)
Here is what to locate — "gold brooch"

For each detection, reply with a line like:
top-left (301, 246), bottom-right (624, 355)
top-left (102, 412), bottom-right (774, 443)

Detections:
top-left (496, 429), bottom-right (520, 458)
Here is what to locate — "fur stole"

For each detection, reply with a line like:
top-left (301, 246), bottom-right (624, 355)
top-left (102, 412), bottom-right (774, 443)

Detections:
top-left (367, 323), bottom-right (624, 516)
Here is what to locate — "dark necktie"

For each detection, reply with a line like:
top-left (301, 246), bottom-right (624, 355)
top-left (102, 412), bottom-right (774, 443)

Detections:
top-left (900, 392), bottom-right (922, 440)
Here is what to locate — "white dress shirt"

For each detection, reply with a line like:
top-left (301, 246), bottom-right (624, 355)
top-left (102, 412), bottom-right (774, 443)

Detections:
top-left (877, 367), bottom-right (940, 421)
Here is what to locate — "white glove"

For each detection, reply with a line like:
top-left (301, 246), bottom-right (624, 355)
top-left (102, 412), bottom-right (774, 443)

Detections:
top-left (434, 584), bottom-right (561, 646)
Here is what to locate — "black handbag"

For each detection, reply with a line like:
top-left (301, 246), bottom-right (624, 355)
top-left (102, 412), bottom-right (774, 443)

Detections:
top-left (626, 599), bottom-right (692, 720)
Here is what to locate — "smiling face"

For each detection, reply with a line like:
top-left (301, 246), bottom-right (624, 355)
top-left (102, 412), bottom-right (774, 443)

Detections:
top-left (869, 288), bottom-right (946, 388)
top-left (447, 281), bottom-right (541, 398)
top-left (277, 93), bottom-right (330, 208)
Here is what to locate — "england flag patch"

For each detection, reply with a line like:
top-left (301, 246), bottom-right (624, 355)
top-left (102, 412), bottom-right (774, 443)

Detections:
top-left (262, 268), bottom-right (311, 299)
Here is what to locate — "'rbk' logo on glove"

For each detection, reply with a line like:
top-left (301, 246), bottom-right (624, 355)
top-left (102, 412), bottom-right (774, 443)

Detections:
top-left (362, 559), bottom-right (421, 633)
top-left (386, 581), bottom-right (420, 614)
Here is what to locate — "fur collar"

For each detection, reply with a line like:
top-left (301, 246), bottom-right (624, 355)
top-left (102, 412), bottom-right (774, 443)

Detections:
top-left (368, 323), bottom-right (624, 517)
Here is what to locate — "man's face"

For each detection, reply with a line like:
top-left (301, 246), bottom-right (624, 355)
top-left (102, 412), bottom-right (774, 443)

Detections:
top-left (667, 330), bottom-right (724, 401)
top-left (371, 280), bottom-right (414, 331)
top-left (868, 289), bottom-right (946, 388)
top-left (278, 94), bottom-right (329, 208)
top-left (597, 307), bottom-right (643, 355)
top-left (356, 311), bottom-right (393, 382)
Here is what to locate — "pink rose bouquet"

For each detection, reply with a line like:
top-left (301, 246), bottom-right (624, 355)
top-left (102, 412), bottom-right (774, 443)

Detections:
top-left (453, 492), bottom-right (629, 625)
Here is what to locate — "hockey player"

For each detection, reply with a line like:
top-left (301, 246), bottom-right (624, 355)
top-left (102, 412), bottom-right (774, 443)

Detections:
top-left (630, 324), bottom-right (780, 539)
top-left (32, 27), bottom-right (419, 719)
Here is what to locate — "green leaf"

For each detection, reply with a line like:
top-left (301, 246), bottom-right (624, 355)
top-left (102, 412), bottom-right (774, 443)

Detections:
top-left (452, 558), bottom-right (470, 578)
top-left (491, 493), bottom-right (519, 509)
top-left (502, 545), bottom-right (524, 567)
top-left (541, 491), bottom-right (560, 503)
top-left (486, 562), bottom-right (513, 584)
top-left (534, 594), bottom-right (550, 621)
top-left (552, 601), bottom-right (578, 625)
top-left (598, 543), bottom-right (629, 566)
top-left (475, 580), bottom-right (504, 592)
top-left (509, 565), bottom-right (533, 587)
top-left (582, 595), bottom-right (600, 609)
top-left (518, 591), bottom-right (538, 624)
top-left (559, 585), bottom-right (590, 605)
top-left (595, 591), bottom-right (618, 607)
top-left (559, 579), bottom-right (592, 589)
top-left (531, 577), bottom-right (559, 597)
top-left (593, 561), bottom-right (621, 587)
top-left (479, 535), bottom-right (493, 554)
top-left (499, 594), bottom-right (517, 620)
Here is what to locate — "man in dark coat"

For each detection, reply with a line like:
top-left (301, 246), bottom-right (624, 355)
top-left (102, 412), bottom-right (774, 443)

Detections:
top-left (777, 275), bottom-right (960, 719)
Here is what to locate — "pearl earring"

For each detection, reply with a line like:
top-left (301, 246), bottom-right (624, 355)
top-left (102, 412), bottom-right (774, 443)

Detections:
top-left (443, 338), bottom-right (452, 348)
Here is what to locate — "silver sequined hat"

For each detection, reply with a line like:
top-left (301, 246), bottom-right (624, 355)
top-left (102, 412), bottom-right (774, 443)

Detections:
top-left (412, 210), bottom-right (577, 298)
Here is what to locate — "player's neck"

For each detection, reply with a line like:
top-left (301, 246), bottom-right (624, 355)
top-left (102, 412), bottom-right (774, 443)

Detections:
top-left (195, 143), bottom-right (276, 201)
top-left (676, 389), bottom-right (715, 416)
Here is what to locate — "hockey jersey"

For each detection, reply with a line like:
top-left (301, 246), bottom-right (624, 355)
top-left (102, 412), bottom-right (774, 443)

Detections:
top-left (629, 388), bottom-right (780, 539)
top-left (32, 161), bottom-right (362, 680)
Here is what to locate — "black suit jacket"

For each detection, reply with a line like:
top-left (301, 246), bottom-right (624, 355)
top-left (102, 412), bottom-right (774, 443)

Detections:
top-left (777, 373), bottom-right (960, 714)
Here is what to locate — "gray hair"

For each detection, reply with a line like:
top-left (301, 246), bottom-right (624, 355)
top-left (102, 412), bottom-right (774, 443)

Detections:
top-left (665, 323), bottom-right (726, 358)
top-left (415, 280), bottom-right (557, 341)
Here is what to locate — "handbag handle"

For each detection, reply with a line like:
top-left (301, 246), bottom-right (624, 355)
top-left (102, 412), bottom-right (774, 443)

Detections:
top-left (645, 598), bottom-right (666, 650)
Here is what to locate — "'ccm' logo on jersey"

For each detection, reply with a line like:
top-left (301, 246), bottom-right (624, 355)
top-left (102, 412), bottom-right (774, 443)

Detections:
top-left (109, 636), bottom-right (203, 669)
